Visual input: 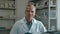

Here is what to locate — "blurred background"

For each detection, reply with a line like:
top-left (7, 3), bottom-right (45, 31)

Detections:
top-left (0, 0), bottom-right (60, 34)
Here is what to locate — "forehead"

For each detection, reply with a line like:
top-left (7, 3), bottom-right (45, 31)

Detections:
top-left (26, 5), bottom-right (33, 10)
top-left (26, 5), bottom-right (36, 12)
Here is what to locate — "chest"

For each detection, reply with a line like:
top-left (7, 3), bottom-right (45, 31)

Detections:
top-left (18, 23), bottom-right (40, 34)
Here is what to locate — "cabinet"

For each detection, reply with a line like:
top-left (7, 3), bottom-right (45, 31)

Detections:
top-left (30, 0), bottom-right (57, 31)
top-left (0, 0), bottom-right (15, 34)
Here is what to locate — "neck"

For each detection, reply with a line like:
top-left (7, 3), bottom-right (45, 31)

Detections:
top-left (25, 17), bottom-right (32, 23)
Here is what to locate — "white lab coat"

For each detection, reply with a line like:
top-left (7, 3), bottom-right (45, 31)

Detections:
top-left (10, 17), bottom-right (47, 34)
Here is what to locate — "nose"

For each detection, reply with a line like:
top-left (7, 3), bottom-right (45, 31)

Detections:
top-left (29, 11), bottom-right (32, 15)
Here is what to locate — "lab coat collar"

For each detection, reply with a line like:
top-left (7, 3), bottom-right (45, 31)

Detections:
top-left (24, 17), bottom-right (34, 24)
top-left (23, 17), bottom-right (37, 33)
top-left (23, 17), bottom-right (37, 23)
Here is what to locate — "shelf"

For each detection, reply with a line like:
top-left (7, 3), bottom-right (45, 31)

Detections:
top-left (9, 0), bottom-right (15, 1)
top-left (50, 18), bottom-right (56, 19)
top-left (0, 26), bottom-right (11, 31)
top-left (35, 0), bottom-right (57, 31)
top-left (50, 5), bottom-right (56, 8)
top-left (0, 8), bottom-right (16, 10)
top-left (0, 0), bottom-right (15, 33)
top-left (0, 0), bottom-right (15, 2)
top-left (0, 27), bottom-right (10, 31)
top-left (0, 18), bottom-right (15, 20)
top-left (36, 6), bottom-right (48, 10)
top-left (0, 29), bottom-right (10, 31)
top-left (36, 5), bottom-right (56, 10)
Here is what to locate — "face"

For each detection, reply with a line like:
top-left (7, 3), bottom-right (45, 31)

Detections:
top-left (25, 5), bottom-right (36, 21)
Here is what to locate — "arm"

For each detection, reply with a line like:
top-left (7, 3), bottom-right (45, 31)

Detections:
top-left (10, 23), bottom-right (18, 34)
top-left (40, 24), bottom-right (47, 32)
top-left (39, 22), bottom-right (47, 32)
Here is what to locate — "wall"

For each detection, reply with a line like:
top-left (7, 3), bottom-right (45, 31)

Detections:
top-left (15, 0), bottom-right (29, 21)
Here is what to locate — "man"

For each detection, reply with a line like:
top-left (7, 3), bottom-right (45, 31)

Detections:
top-left (10, 3), bottom-right (47, 34)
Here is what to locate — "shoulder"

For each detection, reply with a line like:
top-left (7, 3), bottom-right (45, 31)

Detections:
top-left (13, 17), bottom-right (25, 26)
top-left (33, 18), bottom-right (43, 25)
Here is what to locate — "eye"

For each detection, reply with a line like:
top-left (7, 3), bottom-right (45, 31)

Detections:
top-left (26, 10), bottom-right (29, 12)
top-left (31, 11), bottom-right (34, 13)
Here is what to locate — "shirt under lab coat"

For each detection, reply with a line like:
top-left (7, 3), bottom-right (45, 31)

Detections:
top-left (10, 17), bottom-right (47, 34)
